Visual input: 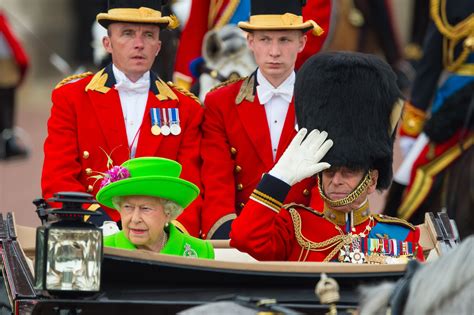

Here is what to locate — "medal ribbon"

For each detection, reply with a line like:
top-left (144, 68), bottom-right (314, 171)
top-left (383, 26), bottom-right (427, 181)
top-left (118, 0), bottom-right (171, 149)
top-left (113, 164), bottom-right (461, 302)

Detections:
top-left (150, 108), bottom-right (161, 126)
top-left (169, 108), bottom-right (179, 124)
top-left (161, 108), bottom-right (169, 127)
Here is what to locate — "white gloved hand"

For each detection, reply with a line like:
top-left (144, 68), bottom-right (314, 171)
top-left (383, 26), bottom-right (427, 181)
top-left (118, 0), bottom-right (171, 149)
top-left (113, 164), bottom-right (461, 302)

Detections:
top-left (269, 128), bottom-right (333, 186)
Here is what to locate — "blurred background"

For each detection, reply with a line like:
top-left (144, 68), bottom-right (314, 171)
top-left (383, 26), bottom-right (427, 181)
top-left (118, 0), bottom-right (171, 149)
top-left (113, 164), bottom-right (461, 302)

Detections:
top-left (0, 0), bottom-right (416, 227)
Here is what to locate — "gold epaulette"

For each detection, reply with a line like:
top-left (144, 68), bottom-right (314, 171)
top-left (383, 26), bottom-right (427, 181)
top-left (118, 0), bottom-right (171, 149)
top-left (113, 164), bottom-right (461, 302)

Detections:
top-left (400, 101), bottom-right (427, 137)
top-left (167, 81), bottom-right (202, 106)
top-left (209, 77), bottom-right (245, 93)
top-left (283, 203), bottom-right (323, 217)
top-left (374, 214), bottom-right (415, 231)
top-left (55, 72), bottom-right (93, 89)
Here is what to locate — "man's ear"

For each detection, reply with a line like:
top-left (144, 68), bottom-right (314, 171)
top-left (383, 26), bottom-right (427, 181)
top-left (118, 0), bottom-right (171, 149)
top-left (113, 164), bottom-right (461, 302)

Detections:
top-left (246, 33), bottom-right (255, 52)
top-left (367, 169), bottom-right (379, 194)
top-left (298, 34), bottom-right (307, 53)
top-left (103, 36), bottom-right (113, 54)
top-left (155, 40), bottom-right (162, 56)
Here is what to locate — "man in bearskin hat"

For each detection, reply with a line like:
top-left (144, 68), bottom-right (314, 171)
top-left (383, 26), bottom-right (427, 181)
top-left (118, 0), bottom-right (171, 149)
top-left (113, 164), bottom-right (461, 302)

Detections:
top-left (230, 52), bottom-right (424, 263)
top-left (42, 0), bottom-right (203, 236)
top-left (200, 0), bottom-right (325, 239)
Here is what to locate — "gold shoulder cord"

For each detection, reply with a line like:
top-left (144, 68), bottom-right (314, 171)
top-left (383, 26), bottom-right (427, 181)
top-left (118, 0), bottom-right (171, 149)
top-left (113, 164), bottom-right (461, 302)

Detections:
top-left (430, 0), bottom-right (474, 72)
top-left (209, 76), bottom-right (245, 93)
top-left (167, 81), bottom-right (202, 105)
top-left (55, 72), bottom-right (93, 89)
top-left (289, 208), bottom-right (350, 262)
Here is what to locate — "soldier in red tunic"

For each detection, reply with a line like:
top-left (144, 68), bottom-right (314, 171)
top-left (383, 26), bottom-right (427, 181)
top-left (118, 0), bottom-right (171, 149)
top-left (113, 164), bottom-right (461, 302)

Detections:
top-left (200, 0), bottom-right (325, 239)
top-left (230, 52), bottom-right (424, 263)
top-left (0, 11), bottom-right (29, 160)
top-left (41, 0), bottom-right (203, 236)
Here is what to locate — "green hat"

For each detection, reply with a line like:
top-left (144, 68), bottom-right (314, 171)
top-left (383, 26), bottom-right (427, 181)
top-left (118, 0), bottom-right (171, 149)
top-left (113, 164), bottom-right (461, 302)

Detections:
top-left (96, 157), bottom-right (199, 210)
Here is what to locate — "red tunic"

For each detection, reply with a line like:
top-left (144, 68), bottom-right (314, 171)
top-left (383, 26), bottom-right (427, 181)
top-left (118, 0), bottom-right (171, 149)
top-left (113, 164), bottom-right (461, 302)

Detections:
top-left (0, 12), bottom-right (29, 82)
top-left (201, 74), bottom-right (323, 239)
top-left (230, 174), bottom-right (424, 262)
top-left (42, 65), bottom-right (203, 236)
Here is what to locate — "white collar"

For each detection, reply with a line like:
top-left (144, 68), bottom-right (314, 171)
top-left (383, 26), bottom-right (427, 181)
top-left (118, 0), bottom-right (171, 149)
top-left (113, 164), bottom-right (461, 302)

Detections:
top-left (112, 65), bottom-right (150, 86)
top-left (256, 69), bottom-right (295, 92)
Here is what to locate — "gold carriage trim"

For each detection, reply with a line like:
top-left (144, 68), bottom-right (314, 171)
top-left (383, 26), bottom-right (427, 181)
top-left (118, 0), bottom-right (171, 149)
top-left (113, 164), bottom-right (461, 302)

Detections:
top-left (430, 0), bottom-right (474, 72)
top-left (400, 102), bottom-right (427, 137)
top-left (56, 71), bottom-right (93, 89)
top-left (289, 207), bottom-right (350, 262)
top-left (373, 214), bottom-right (415, 231)
top-left (398, 135), bottom-right (474, 220)
top-left (209, 76), bottom-right (245, 93)
top-left (206, 213), bottom-right (237, 239)
top-left (85, 68), bottom-right (110, 93)
top-left (318, 172), bottom-right (372, 208)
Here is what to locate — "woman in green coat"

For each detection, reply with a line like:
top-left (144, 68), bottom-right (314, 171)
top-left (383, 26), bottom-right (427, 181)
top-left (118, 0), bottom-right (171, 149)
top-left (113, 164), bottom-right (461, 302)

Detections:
top-left (96, 157), bottom-right (214, 259)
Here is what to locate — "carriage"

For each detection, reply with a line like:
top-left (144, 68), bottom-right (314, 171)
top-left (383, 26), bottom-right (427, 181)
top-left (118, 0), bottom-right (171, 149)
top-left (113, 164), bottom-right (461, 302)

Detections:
top-left (0, 193), bottom-right (459, 315)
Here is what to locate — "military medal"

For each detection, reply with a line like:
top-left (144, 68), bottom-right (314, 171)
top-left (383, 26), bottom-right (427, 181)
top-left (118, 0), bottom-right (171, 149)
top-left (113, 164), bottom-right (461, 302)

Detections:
top-left (169, 108), bottom-right (181, 136)
top-left (150, 108), bottom-right (161, 136)
top-left (151, 125), bottom-right (161, 136)
top-left (349, 238), bottom-right (365, 264)
top-left (160, 108), bottom-right (171, 136)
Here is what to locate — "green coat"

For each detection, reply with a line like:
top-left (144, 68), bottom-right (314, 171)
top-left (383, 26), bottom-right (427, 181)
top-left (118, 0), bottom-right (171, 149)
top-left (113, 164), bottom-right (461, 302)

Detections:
top-left (104, 223), bottom-right (214, 259)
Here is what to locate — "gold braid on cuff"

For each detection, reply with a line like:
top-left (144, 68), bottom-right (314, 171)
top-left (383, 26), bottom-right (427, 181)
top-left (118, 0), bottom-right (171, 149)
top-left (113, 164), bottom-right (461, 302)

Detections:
top-left (318, 171), bottom-right (372, 207)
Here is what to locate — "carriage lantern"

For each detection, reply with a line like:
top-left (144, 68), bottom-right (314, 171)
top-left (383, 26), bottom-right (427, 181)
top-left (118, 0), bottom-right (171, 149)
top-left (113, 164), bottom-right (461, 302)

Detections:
top-left (34, 192), bottom-right (103, 295)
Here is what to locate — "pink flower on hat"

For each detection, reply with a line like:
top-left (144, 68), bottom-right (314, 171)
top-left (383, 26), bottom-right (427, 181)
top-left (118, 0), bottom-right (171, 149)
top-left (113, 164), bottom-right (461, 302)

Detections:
top-left (100, 165), bottom-right (130, 188)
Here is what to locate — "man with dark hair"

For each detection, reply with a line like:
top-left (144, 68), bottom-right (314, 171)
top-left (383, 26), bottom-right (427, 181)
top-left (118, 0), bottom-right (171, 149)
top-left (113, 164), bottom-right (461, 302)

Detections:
top-left (200, 0), bottom-right (325, 239)
top-left (231, 52), bottom-right (424, 263)
top-left (42, 0), bottom-right (203, 236)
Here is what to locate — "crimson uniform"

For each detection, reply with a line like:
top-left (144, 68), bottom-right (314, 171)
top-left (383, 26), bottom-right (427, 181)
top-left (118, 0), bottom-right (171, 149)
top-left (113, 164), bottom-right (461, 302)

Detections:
top-left (42, 65), bottom-right (203, 236)
top-left (201, 73), bottom-right (323, 239)
top-left (231, 174), bottom-right (424, 262)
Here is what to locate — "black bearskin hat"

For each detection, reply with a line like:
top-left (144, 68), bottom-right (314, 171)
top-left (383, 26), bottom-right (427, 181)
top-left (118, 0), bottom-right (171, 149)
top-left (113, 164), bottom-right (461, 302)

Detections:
top-left (295, 52), bottom-right (402, 189)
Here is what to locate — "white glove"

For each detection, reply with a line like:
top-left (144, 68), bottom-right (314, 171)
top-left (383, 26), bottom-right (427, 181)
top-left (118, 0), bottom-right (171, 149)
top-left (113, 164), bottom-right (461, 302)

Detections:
top-left (269, 128), bottom-right (333, 186)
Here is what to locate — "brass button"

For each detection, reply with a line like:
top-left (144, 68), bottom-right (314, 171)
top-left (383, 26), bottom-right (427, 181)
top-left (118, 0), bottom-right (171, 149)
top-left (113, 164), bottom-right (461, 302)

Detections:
top-left (302, 189), bottom-right (310, 196)
top-left (234, 165), bottom-right (242, 173)
top-left (85, 168), bottom-right (92, 175)
top-left (83, 151), bottom-right (90, 159)
top-left (87, 185), bottom-right (93, 193)
top-left (230, 147), bottom-right (237, 155)
top-left (237, 183), bottom-right (243, 191)
top-left (239, 202), bottom-right (245, 209)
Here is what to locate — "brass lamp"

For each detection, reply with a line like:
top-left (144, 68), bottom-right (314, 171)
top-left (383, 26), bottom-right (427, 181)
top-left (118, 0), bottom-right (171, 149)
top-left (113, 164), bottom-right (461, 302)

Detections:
top-left (34, 192), bottom-right (103, 295)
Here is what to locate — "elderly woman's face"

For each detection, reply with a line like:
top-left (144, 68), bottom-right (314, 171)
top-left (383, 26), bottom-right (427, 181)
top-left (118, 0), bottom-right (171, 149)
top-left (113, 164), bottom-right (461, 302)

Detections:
top-left (119, 195), bottom-right (169, 251)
